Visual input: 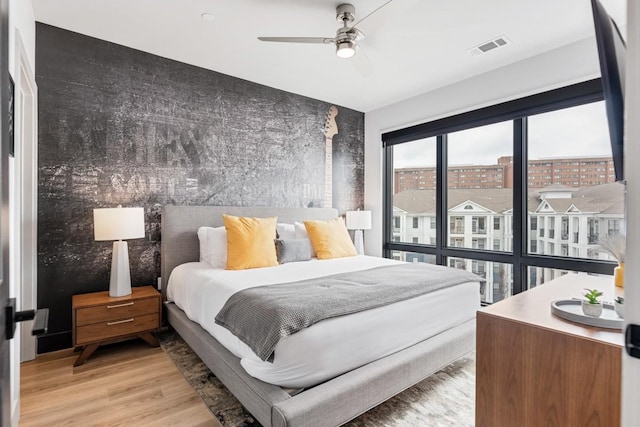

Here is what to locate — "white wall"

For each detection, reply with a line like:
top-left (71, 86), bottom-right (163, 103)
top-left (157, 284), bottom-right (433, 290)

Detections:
top-left (9, 0), bottom-right (35, 77)
top-left (363, 36), bottom-right (600, 256)
top-left (622, 0), bottom-right (639, 424)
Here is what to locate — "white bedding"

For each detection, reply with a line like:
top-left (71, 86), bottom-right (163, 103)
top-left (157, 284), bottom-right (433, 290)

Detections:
top-left (167, 255), bottom-right (480, 388)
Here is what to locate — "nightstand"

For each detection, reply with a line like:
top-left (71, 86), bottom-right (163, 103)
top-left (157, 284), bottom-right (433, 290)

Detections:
top-left (72, 286), bottom-right (161, 366)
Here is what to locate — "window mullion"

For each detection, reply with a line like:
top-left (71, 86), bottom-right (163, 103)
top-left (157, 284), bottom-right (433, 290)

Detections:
top-left (512, 117), bottom-right (527, 295)
top-left (436, 134), bottom-right (447, 265)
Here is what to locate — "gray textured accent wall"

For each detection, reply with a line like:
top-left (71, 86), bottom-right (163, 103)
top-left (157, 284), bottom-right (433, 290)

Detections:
top-left (36, 23), bottom-right (364, 353)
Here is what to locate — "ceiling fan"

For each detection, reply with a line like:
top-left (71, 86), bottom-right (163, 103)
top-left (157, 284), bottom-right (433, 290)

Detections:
top-left (257, 1), bottom-right (398, 75)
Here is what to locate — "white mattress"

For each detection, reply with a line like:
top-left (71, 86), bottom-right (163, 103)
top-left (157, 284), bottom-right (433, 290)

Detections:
top-left (167, 255), bottom-right (480, 388)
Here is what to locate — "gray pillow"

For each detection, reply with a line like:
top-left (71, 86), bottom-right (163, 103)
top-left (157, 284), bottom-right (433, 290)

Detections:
top-left (275, 239), bottom-right (312, 264)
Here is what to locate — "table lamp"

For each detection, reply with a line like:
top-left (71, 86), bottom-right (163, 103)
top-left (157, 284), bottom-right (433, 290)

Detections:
top-left (93, 206), bottom-right (145, 297)
top-left (346, 210), bottom-right (372, 255)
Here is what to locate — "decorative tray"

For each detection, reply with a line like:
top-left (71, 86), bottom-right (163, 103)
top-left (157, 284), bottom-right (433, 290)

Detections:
top-left (550, 299), bottom-right (623, 330)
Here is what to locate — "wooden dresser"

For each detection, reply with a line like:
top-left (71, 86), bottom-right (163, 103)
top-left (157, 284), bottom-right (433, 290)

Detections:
top-left (476, 274), bottom-right (623, 427)
top-left (72, 286), bottom-right (161, 366)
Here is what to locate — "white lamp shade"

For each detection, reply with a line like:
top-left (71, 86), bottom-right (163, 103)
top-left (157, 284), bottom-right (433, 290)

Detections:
top-left (94, 207), bottom-right (145, 241)
top-left (345, 210), bottom-right (372, 230)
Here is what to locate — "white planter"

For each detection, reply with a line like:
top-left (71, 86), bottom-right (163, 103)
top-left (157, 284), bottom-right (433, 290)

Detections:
top-left (614, 300), bottom-right (624, 318)
top-left (582, 301), bottom-right (603, 317)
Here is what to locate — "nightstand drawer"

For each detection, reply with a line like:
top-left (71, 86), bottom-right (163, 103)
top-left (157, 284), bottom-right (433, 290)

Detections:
top-left (75, 313), bottom-right (160, 345)
top-left (76, 297), bottom-right (158, 326)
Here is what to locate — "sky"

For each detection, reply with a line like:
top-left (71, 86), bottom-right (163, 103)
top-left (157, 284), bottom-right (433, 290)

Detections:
top-left (393, 101), bottom-right (612, 168)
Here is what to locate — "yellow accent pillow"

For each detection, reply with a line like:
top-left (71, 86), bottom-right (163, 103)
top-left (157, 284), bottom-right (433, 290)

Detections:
top-left (304, 217), bottom-right (357, 260)
top-left (223, 214), bottom-right (279, 270)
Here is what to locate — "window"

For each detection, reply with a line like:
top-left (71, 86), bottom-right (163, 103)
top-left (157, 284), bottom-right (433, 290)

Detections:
top-left (472, 216), bottom-right (487, 234)
top-left (449, 257), bottom-right (513, 303)
top-left (448, 121), bottom-right (512, 248)
top-left (391, 251), bottom-right (436, 264)
top-left (561, 216), bottom-right (569, 240)
top-left (528, 101), bottom-right (624, 260)
top-left (394, 216), bottom-right (400, 229)
top-left (384, 80), bottom-right (621, 304)
top-left (450, 217), bottom-right (464, 234)
top-left (412, 237), bottom-right (419, 243)
top-left (450, 237), bottom-right (464, 247)
top-left (588, 218), bottom-right (599, 244)
top-left (391, 137), bottom-right (436, 244)
top-left (608, 219), bottom-right (621, 236)
top-left (472, 238), bottom-right (486, 249)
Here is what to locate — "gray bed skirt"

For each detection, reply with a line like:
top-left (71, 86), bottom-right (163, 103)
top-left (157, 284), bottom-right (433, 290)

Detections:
top-left (167, 301), bottom-right (474, 427)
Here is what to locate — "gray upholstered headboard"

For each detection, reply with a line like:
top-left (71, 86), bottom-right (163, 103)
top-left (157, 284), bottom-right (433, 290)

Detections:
top-left (160, 205), bottom-right (339, 300)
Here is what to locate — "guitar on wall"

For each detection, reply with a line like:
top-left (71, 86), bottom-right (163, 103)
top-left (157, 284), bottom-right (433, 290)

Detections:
top-left (322, 106), bottom-right (338, 208)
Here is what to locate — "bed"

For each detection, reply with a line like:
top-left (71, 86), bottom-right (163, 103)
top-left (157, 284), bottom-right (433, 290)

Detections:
top-left (161, 205), bottom-right (478, 427)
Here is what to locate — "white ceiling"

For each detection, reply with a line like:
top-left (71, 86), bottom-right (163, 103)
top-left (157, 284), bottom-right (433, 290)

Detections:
top-left (31, 0), bottom-right (626, 112)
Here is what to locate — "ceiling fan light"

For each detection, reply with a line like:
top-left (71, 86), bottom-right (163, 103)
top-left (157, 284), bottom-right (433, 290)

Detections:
top-left (336, 41), bottom-right (356, 58)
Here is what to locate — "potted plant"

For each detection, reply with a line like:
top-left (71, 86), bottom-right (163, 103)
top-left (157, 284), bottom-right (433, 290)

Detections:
top-left (582, 288), bottom-right (604, 317)
top-left (597, 233), bottom-right (626, 288)
top-left (614, 296), bottom-right (624, 318)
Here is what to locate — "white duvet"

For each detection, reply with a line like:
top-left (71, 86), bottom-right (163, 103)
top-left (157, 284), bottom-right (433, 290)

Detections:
top-left (167, 255), bottom-right (480, 388)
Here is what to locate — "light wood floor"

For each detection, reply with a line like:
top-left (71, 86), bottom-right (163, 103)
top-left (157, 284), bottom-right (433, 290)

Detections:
top-left (19, 340), bottom-right (222, 427)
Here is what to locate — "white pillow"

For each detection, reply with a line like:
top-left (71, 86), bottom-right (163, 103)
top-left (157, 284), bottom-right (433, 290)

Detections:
top-left (197, 226), bottom-right (227, 268)
top-left (276, 223), bottom-right (296, 240)
top-left (294, 222), bottom-right (317, 258)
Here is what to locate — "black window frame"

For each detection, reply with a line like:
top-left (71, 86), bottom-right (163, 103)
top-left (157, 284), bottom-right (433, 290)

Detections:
top-left (383, 79), bottom-right (617, 300)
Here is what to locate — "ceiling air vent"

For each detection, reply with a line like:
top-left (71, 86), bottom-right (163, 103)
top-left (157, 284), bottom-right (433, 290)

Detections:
top-left (467, 36), bottom-right (511, 56)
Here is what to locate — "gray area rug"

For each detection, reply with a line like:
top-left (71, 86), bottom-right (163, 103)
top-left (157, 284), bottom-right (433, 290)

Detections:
top-left (159, 330), bottom-right (475, 426)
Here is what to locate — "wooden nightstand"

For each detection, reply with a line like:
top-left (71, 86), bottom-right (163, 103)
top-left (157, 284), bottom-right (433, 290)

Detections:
top-left (72, 286), bottom-right (161, 366)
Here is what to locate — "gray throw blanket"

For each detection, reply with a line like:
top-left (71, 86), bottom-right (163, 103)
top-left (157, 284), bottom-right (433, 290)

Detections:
top-left (215, 263), bottom-right (480, 361)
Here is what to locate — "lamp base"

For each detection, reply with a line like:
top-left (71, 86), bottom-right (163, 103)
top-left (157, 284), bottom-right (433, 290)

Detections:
top-left (354, 229), bottom-right (365, 255)
top-left (110, 241), bottom-right (132, 297)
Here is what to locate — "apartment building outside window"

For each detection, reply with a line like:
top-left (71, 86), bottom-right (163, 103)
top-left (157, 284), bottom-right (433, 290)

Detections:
top-left (385, 80), bottom-right (623, 304)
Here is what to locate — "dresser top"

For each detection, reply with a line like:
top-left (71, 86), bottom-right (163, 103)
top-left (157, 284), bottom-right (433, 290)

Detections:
top-left (479, 274), bottom-right (623, 347)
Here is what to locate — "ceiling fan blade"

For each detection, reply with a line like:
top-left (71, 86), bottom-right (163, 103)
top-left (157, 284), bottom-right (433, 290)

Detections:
top-left (351, 0), bottom-right (393, 29)
top-left (257, 37), bottom-right (334, 44)
top-left (350, 45), bottom-right (374, 77)
top-left (352, 0), bottom-right (420, 33)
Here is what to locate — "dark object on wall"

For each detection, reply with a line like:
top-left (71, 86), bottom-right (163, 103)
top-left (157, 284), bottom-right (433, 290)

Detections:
top-left (7, 73), bottom-right (13, 157)
top-left (591, 0), bottom-right (625, 182)
top-left (36, 23), bottom-right (364, 353)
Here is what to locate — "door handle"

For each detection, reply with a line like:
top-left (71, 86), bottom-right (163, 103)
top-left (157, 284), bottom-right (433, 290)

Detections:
top-left (626, 324), bottom-right (640, 359)
top-left (5, 298), bottom-right (49, 340)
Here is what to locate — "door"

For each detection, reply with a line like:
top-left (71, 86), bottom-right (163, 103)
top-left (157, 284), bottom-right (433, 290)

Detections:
top-left (0, 0), bottom-right (12, 424)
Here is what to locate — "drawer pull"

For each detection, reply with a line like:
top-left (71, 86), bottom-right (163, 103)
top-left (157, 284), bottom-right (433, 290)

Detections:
top-left (107, 318), bottom-right (134, 326)
top-left (107, 302), bottom-right (134, 309)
